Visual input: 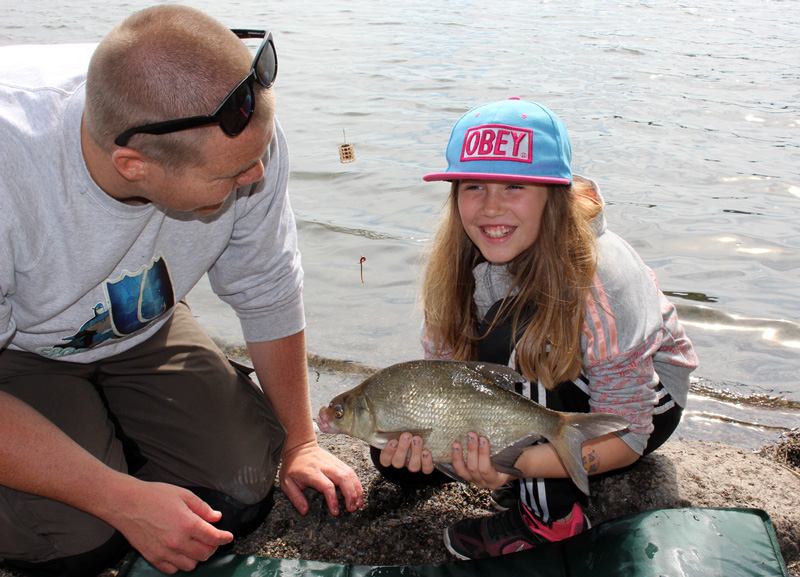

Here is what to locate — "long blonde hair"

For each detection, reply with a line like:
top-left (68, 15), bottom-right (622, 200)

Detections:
top-left (421, 177), bottom-right (602, 389)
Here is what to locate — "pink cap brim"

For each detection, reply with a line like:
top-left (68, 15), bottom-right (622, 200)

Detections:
top-left (422, 172), bottom-right (572, 185)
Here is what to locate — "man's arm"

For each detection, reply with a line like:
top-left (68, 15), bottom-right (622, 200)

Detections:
top-left (0, 390), bottom-right (232, 574)
top-left (246, 330), bottom-right (364, 516)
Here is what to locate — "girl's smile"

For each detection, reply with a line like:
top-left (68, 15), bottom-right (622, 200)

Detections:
top-left (457, 180), bottom-right (549, 263)
top-left (482, 225), bottom-right (516, 239)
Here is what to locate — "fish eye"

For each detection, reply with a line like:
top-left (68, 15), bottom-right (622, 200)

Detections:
top-left (333, 404), bottom-right (344, 419)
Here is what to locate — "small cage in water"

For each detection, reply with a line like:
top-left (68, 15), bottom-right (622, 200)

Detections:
top-left (338, 129), bottom-right (355, 163)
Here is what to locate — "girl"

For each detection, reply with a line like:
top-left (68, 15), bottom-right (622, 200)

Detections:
top-left (377, 98), bottom-right (698, 560)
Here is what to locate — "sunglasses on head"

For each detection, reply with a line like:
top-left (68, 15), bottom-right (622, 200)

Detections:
top-left (114, 29), bottom-right (277, 147)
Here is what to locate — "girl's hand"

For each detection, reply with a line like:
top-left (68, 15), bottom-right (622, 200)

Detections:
top-left (379, 432), bottom-right (435, 474)
top-left (451, 433), bottom-right (513, 490)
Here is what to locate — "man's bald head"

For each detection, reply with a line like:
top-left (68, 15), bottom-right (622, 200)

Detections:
top-left (85, 5), bottom-right (273, 169)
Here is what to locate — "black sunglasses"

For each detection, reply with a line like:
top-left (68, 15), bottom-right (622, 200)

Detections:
top-left (114, 29), bottom-right (277, 147)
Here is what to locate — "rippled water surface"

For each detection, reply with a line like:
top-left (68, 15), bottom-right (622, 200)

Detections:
top-left (3, 0), bottom-right (798, 447)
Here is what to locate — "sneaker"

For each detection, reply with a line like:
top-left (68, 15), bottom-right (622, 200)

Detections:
top-left (444, 501), bottom-right (586, 560)
top-left (489, 480), bottom-right (519, 512)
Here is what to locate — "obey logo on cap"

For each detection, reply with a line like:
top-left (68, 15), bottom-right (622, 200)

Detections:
top-left (460, 124), bottom-right (532, 164)
top-left (422, 99), bottom-right (572, 185)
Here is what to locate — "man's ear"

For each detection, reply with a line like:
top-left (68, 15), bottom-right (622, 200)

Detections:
top-left (110, 147), bottom-right (149, 182)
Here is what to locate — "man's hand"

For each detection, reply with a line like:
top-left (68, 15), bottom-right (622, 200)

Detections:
top-left (0, 392), bottom-right (232, 574)
top-left (104, 478), bottom-right (233, 574)
top-left (278, 441), bottom-right (364, 516)
top-left (245, 334), bottom-right (363, 517)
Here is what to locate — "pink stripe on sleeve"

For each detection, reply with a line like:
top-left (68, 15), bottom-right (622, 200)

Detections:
top-left (583, 274), bottom-right (620, 362)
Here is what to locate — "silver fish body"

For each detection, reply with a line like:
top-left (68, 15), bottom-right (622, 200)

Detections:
top-left (316, 359), bottom-right (629, 494)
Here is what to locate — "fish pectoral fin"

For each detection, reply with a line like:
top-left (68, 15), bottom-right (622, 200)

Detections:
top-left (372, 430), bottom-right (432, 446)
top-left (434, 463), bottom-right (467, 483)
top-left (490, 435), bottom-right (539, 476)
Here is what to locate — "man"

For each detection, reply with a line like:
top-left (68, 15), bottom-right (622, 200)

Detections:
top-left (0, 5), bottom-right (363, 576)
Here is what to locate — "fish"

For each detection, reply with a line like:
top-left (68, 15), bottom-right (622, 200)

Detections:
top-left (316, 359), bottom-right (630, 495)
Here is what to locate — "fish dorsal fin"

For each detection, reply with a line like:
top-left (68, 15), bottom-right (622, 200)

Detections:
top-left (460, 361), bottom-right (527, 392)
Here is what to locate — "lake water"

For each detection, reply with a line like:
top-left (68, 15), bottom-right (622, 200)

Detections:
top-left (2, 0), bottom-right (798, 450)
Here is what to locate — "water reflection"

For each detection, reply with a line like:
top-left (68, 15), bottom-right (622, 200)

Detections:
top-left (676, 304), bottom-right (800, 351)
top-left (664, 291), bottom-right (718, 304)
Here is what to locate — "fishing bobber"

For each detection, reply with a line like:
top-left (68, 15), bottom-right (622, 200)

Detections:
top-left (338, 129), bottom-right (355, 163)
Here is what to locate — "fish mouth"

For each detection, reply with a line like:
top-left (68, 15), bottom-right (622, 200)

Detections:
top-left (316, 407), bottom-right (336, 434)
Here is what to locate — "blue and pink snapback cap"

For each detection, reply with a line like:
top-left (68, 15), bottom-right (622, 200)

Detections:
top-left (423, 97), bottom-right (572, 185)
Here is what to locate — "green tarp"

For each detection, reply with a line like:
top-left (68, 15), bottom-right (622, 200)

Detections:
top-left (117, 507), bottom-right (789, 577)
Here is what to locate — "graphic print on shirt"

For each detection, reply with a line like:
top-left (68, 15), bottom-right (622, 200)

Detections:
top-left (36, 254), bottom-right (175, 358)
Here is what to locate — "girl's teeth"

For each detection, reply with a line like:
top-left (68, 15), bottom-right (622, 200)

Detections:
top-left (484, 226), bottom-right (512, 238)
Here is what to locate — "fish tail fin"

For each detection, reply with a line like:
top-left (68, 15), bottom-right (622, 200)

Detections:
top-left (548, 412), bottom-right (629, 495)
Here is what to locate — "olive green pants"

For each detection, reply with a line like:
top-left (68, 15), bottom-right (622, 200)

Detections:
top-left (0, 302), bottom-right (286, 565)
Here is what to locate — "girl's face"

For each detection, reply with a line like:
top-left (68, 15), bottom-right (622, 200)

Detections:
top-left (457, 180), bottom-right (549, 263)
